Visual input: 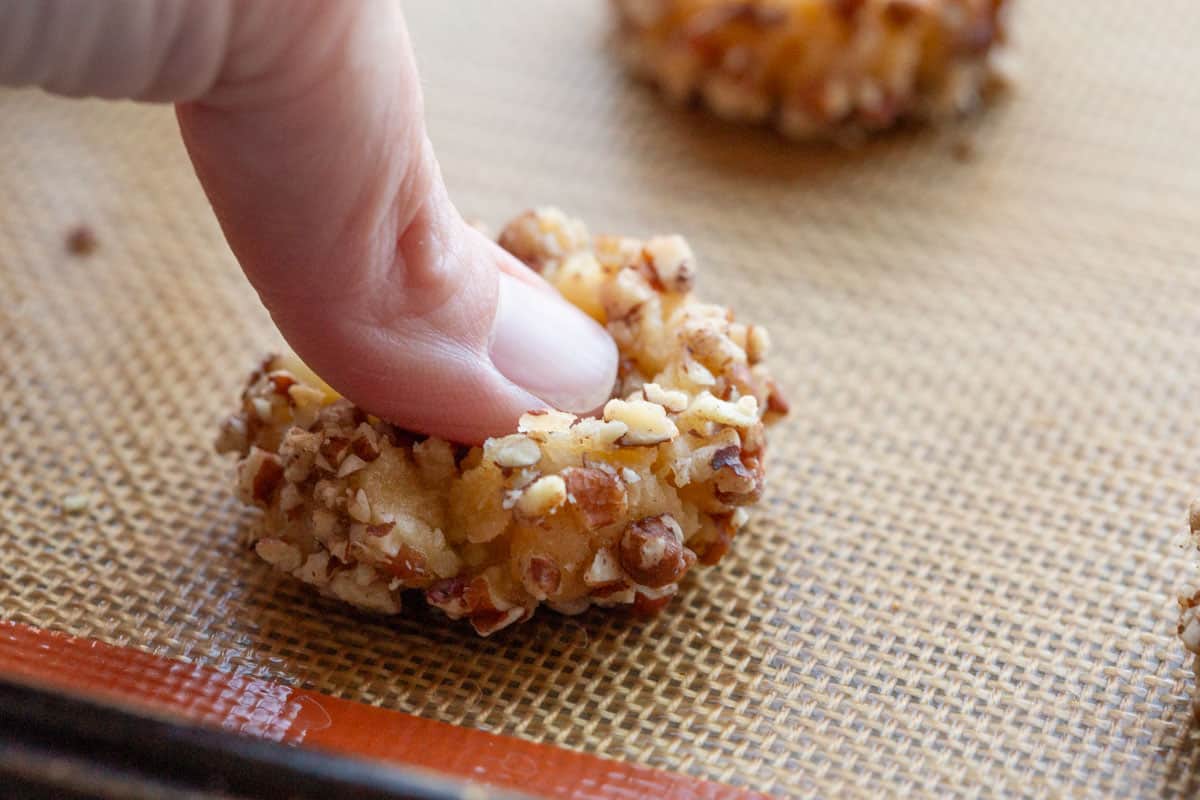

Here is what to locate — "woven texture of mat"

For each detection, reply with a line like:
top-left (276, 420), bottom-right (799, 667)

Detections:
top-left (3, 1), bottom-right (1200, 796)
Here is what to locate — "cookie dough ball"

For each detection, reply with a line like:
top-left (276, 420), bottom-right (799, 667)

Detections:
top-left (217, 208), bottom-right (787, 636)
top-left (612, 0), bottom-right (1013, 139)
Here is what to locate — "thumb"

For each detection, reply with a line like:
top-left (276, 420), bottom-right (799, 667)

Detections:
top-left (0, 0), bottom-right (617, 443)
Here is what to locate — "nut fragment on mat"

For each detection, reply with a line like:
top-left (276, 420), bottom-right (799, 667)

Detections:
top-left (611, 0), bottom-right (1014, 139)
top-left (217, 208), bottom-right (787, 636)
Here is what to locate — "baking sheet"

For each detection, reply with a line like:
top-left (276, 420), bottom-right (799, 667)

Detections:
top-left (2, 1), bottom-right (1200, 795)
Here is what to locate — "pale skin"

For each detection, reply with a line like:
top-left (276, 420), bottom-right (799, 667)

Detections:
top-left (0, 0), bottom-right (618, 443)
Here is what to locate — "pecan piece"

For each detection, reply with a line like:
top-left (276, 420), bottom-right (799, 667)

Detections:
top-left (337, 454), bottom-right (368, 478)
top-left (765, 378), bottom-right (790, 415)
top-left (516, 475), bottom-right (568, 518)
top-left (267, 372), bottom-right (296, 396)
top-left (66, 225), bottom-right (98, 255)
top-left (724, 362), bottom-right (757, 399)
top-left (486, 435), bottom-right (541, 469)
top-left (1181, 616), bottom-right (1200, 653)
top-left (427, 575), bottom-right (501, 618)
top-left (518, 409), bottom-right (577, 437)
top-left (712, 446), bottom-right (760, 498)
top-left (470, 607), bottom-right (526, 637)
top-left (255, 538), bottom-right (303, 572)
top-left (584, 547), bottom-right (626, 590)
top-left (563, 467), bottom-right (627, 530)
top-left (497, 210), bottom-right (550, 271)
top-left (319, 436), bottom-right (351, 467)
top-left (384, 542), bottom-right (431, 583)
top-left (696, 514), bottom-right (736, 566)
top-left (714, 452), bottom-right (764, 506)
top-left (347, 488), bottom-right (371, 523)
top-left (250, 453), bottom-right (284, 504)
top-left (745, 325), bottom-right (770, 365)
top-left (711, 445), bottom-right (744, 473)
top-left (351, 435), bottom-right (381, 463)
top-left (643, 235), bottom-right (696, 294)
top-left (279, 429), bottom-right (320, 483)
top-left (619, 515), bottom-right (696, 588)
top-left (642, 382), bottom-right (688, 413)
top-left (426, 577), bottom-right (470, 616)
top-left (524, 556), bottom-right (562, 600)
top-left (366, 522), bottom-right (394, 537)
top-left (215, 415), bottom-right (249, 455)
top-left (632, 591), bottom-right (674, 617)
top-left (604, 398), bottom-right (678, 446)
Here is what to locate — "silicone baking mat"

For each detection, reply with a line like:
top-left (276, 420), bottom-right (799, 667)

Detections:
top-left (3, 0), bottom-right (1200, 796)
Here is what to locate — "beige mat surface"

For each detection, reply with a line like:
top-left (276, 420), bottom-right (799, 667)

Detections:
top-left (3, 1), bottom-right (1200, 796)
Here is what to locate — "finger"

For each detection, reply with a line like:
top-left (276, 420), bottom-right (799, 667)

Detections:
top-left (0, 0), bottom-right (618, 443)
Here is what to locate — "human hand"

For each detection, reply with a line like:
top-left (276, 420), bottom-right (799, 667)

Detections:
top-left (0, 0), bottom-right (618, 443)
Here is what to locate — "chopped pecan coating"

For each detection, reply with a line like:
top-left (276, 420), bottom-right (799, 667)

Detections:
top-left (612, 0), bottom-right (1014, 140)
top-left (218, 208), bottom-right (785, 635)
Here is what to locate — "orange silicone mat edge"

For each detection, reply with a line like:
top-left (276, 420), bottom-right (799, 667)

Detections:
top-left (0, 620), bottom-right (767, 800)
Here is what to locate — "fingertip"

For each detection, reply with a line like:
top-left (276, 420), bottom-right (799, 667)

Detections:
top-left (488, 272), bottom-right (619, 416)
